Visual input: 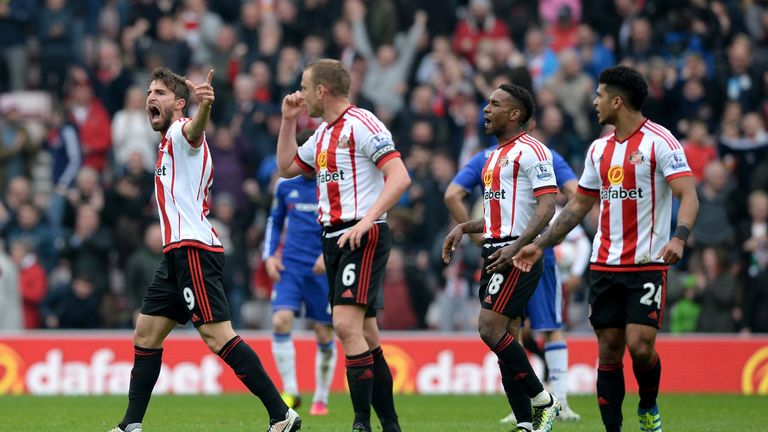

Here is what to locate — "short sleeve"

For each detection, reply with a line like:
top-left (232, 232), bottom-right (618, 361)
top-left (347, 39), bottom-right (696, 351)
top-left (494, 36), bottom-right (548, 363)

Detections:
top-left (295, 130), bottom-right (318, 174)
top-left (523, 149), bottom-right (558, 197)
top-left (551, 149), bottom-right (577, 188)
top-left (656, 141), bottom-right (693, 181)
top-left (170, 119), bottom-right (204, 154)
top-left (358, 130), bottom-right (401, 169)
top-left (577, 143), bottom-right (601, 197)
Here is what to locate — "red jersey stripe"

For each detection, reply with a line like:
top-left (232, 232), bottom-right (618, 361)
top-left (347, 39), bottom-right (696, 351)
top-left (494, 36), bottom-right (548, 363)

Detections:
top-left (597, 136), bottom-right (617, 263)
top-left (620, 131), bottom-right (643, 265)
top-left (349, 108), bottom-right (380, 133)
top-left (163, 240), bottom-right (224, 253)
top-left (494, 267), bottom-right (521, 313)
top-left (196, 141), bottom-right (208, 201)
top-left (533, 186), bottom-right (558, 197)
top-left (349, 129), bottom-right (359, 219)
top-left (357, 108), bottom-right (382, 133)
top-left (374, 151), bottom-right (401, 169)
top-left (520, 135), bottom-right (546, 160)
top-left (326, 120), bottom-right (345, 225)
top-left (508, 152), bottom-right (523, 232)
top-left (665, 171), bottom-right (693, 181)
top-left (155, 145), bottom-right (172, 245)
top-left (577, 185), bottom-right (599, 197)
top-left (589, 263), bottom-right (669, 272)
top-left (187, 248), bottom-right (208, 321)
top-left (649, 143), bottom-right (657, 255)
top-left (659, 271), bottom-right (668, 326)
top-left (645, 121), bottom-right (679, 150)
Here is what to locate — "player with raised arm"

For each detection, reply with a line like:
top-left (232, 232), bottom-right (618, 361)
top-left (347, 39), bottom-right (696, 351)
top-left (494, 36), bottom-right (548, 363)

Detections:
top-left (264, 131), bottom-right (337, 415)
top-left (445, 141), bottom-right (582, 424)
top-left (276, 59), bottom-right (411, 432)
top-left (513, 66), bottom-right (699, 432)
top-left (108, 67), bottom-right (300, 432)
top-left (442, 84), bottom-right (561, 432)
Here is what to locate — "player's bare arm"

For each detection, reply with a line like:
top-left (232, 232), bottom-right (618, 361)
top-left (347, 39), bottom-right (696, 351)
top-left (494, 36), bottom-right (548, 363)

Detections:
top-left (656, 175), bottom-right (699, 264)
top-left (276, 91), bottom-right (308, 178)
top-left (182, 69), bottom-right (215, 146)
top-left (265, 255), bottom-right (285, 282)
top-left (513, 192), bottom-right (597, 272)
top-left (486, 192), bottom-right (556, 273)
top-left (441, 217), bottom-right (485, 264)
top-left (337, 157), bottom-right (411, 250)
top-left (444, 183), bottom-right (484, 245)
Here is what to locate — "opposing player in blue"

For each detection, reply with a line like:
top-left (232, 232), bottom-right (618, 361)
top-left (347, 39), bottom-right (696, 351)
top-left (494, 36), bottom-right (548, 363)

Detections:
top-left (444, 143), bottom-right (581, 424)
top-left (264, 138), bottom-right (337, 416)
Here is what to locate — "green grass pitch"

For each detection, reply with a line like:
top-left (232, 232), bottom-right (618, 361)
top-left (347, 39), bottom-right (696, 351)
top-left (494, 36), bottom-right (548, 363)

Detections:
top-left (4, 393), bottom-right (766, 431)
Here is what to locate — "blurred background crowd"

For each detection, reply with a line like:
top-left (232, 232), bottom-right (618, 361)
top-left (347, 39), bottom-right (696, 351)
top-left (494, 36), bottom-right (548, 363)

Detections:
top-left (0, 0), bottom-right (767, 334)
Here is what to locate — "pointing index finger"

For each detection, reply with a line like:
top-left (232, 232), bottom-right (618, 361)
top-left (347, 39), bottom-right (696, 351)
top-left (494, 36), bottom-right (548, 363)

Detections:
top-left (206, 69), bottom-right (215, 84)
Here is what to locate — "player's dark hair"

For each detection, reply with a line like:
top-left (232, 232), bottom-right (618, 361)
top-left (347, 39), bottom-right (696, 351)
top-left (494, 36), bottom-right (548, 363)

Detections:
top-left (498, 83), bottom-right (535, 125)
top-left (598, 65), bottom-right (648, 111)
top-left (149, 67), bottom-right (190, 110)
top-left (304, 59), bottom-right (350, 97)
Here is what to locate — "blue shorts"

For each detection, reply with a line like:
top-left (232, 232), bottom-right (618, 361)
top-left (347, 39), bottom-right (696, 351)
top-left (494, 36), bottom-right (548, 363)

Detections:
top-left (272, 263), bottom-right (332, 324)
top-left (525, 248), bottom-right (563, 330)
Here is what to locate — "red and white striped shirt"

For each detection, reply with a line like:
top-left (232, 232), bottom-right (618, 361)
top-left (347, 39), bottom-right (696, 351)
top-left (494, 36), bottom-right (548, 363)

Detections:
top-left (577, 119), bottom-right (692, 271)
top-left (482, 132), bottom-right (558, 240)
top-left (154, 118), bottom-right (222, 253)
top-left (294, 106), bottom-right (401, 226)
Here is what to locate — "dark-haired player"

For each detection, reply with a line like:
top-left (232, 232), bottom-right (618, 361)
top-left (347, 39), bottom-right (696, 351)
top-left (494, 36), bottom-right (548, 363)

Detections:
top-left (108, 67), bottom-right (301, 432)
top-left (276, 59), bottom-right (411, 432)
top-left (442, 83), bottom-right (561, 432)
top-left (513, 65), bottom-right (699, 432)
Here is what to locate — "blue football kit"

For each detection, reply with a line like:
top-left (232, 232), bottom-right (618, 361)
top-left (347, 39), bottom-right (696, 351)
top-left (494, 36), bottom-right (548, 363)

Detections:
top-left (264, 176), bottom-right (331, 323)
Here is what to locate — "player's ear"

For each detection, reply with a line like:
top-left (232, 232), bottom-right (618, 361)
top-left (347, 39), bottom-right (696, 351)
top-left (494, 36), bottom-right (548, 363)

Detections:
top-left (509, 108), bottom-right (520, 122)
top-left (176, 97), bottom-right (186, 111)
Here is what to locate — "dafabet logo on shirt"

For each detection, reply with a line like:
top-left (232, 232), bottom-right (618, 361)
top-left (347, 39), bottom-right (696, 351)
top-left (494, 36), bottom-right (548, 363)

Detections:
top-left (317, 151), bottom-right (328, 170)
top-left (607, 165), bottom-right (624, 185)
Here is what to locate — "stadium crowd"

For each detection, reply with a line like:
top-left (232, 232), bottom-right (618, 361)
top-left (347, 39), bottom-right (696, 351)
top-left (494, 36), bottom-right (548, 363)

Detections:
top-left (0, 0), bottom-right (767, 333)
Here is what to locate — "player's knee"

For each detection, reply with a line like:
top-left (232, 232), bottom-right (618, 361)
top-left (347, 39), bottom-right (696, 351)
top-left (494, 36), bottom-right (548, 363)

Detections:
top-left (333, 320), bottom-right (359, 343)
top-left (629, 344), bottom-right (655, 366)
top-left (133, 327), bottom-right (162, 349)
top-left (272, 313), bottom-right (292, 333)
top-left (477, 318), bottom-right (505, 348)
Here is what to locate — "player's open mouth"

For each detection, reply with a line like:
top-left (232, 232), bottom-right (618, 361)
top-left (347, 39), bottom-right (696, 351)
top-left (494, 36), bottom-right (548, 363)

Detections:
top-left (484, 117), bottom-right (491, 126)
top-left (148, 106), bottom-right (161, 122)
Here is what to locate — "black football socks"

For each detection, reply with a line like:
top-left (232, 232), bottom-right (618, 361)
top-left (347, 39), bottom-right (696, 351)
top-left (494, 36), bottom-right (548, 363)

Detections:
top-left (492, 333), bottom-right (545, 397)
top-left (633, 352), bottom-right (661, 409)
top-left (370, 346), bottom-right (401, 431)
top-left (119, 346), bottom-right (162, 429)
top-left (597, 362), bottom-right (625, 432)
top-left (499, 360), bottom-right (533, 425)
top-left (218, 335), bottom-right (287, 421)
top-left (345, 351), bottom-right (374, 431)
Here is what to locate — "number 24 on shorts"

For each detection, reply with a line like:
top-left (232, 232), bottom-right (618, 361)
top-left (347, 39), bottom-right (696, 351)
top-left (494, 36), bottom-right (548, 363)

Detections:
top-left (640, 282), bottom-right (662, 309)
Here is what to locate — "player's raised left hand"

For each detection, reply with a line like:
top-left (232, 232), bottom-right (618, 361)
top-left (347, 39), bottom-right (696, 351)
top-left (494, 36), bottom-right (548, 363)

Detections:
top-left (185, 69), bottom-right (215, 109)
top-left (338, 219), bottom-right (373, 251)
top-left (486, 242), bottom-right (523, 273)
top-left (656, 237), bottom-right (685, 264)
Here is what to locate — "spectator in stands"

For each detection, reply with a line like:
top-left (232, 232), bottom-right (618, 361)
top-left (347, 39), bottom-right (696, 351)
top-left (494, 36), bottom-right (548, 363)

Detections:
top-left (0, 99), bottom-right (34, 190)
top-left (0, 238), bottom-right (22, 330)
top-left (236, 1), bottom-right (261, 54)
top-left (112, 86), bottom-right (157, 172)
top-left (681, 119), bottom-right (716, 182)
top-left (351, 2), bottom-right (427, 119)
top-left (715, 36), bottom-right (764, 116)
top-left (544, 4), bottom-right (579, 53)
top-left (38, 0), bottom-right (75, 96)
top-left (0, 0), bottom-right (34, 92)
top-left (695, 246), bottom-right (739, 333)
top-left (3, 202), bottom-right (58, 271)
top-left (103, 152), bottom-right (154, 265)
top-left (178, 0), bottom-right (222, 66)
top-left (124, 223), bottom-right (162, 320)
top-left (379, 247), bottom-right (431, 330)
top-left (534, 105), bottom-right (581, 167)
top-left (740, 190), bottom-right (768, 333)
top-left (210, 126), bottom-right (250, 212)
top-left (136, 14), bottom-right (192, 75)
top-left (10, 238), bottom-right (47, 329)
top-left (46, 105), bottom-right (82, 229)
top-left (574, 23), bottom-right (615, 81)
top-left (452, 0), bottom-right (509, 64)
top-left (689, 161), bottom-right (736, 251)
top-left (92, 38), bottom-right (134, 116)
top-left (61, 204), bottom-right (112, 294)
top-left (42, 273), bottom-right (102, 329)
top-left (0, 176), bottom-right (31, 230)
top-left (524, 27), bottom-right (559, 90)
top-left (548, 49), bottom-right (595, 141)
top-left (66, 69), bottom-right (112, 173)
top-left (63, 167), bottom-right (104, 230)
